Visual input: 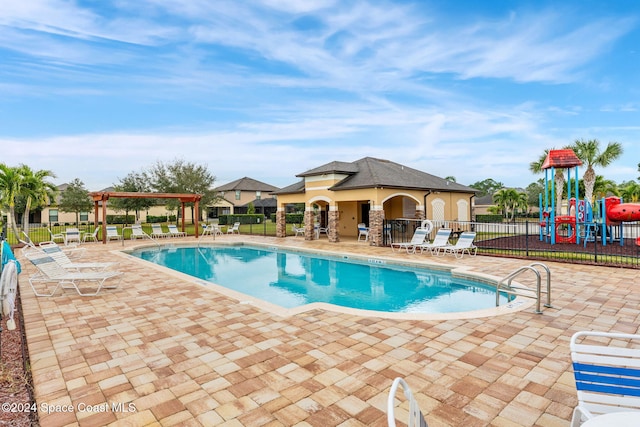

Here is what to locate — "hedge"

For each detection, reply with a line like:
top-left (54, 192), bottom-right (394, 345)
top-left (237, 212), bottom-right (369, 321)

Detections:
top-left (218, 214), bottom-right (265, 225)
top-left (269, 213), bottom-right (304, 224)
top-left (475, 214), bottom-right (504, 223)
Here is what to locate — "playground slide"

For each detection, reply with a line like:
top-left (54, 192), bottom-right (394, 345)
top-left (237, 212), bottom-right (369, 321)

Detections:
top-left (604, 196), bottom-right (640, 223)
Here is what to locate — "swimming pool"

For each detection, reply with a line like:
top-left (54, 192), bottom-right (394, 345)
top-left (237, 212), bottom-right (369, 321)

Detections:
top-left (130, 244), bottom-right (514, 315)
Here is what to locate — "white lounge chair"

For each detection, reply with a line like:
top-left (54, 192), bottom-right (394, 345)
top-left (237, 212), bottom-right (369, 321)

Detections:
top-left (226, 222), bottom-right (240, 234)
top-left (130, 224), bottom-right (152, 240)
top-left (83, 227), bottom-right (100, 243)
top-left (23, 250), bottom-right (122, 297)
top-left (106, 226), bottom-right (122, 241)
top-left (391, 227), bottom-right (430, 253)
top-left (167, 224), bottom-right (187, 237)
top-left (570, 331), bottom-right (640, 426)
top-left (416, 228), bottom-right (452, 255)
top-left (357, 223), bottom-right (369, 242)
top-left (292, 224), bottom-right (305, 237)
top-left (387, 377), bottom-right (428, 427)
top-left (151, 224), bottom-right (170, 238)
top-left (436, 231), bottom-right (477, 258)
top-left (38, 243), bottom-right (116, 271)
top-left (20, 232), bottom-right (87, 259)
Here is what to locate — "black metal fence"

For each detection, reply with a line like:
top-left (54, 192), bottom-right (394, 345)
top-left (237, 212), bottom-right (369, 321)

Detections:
top-left (384, 219), bottom-right (640, 269)
top-left (10, 219), bottom-right (640, 269)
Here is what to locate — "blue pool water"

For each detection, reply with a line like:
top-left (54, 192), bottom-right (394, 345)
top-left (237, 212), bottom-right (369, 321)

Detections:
top-left (131, 245), bottom-right (512, 314)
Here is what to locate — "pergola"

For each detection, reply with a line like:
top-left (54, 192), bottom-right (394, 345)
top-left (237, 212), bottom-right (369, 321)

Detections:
top-left (89, 192), bottom-right (203, 244)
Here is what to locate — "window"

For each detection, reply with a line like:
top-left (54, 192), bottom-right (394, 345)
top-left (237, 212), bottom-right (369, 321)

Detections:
top-left (256, 191), bottom-right (261, 200)
top-left (80, 212), bottom-right (89, 222)
top-left (235, 190), bottom-right (241, 200)
top-left (49, 209), bottom-right (59, 223)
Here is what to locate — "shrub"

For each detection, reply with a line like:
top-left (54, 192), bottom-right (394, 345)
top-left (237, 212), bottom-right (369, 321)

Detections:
top-left (475, 214), bottom-right (504, 223)
top-left (269, 213), bottom-right (304, 224)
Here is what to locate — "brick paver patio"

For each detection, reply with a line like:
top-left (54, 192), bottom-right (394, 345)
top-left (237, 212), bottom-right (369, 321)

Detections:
top-left (16, 235), bottom-right (640, 426)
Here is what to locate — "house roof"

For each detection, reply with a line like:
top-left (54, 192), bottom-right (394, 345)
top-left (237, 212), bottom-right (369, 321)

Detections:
top-left (214, 177), bottom-right (279, 192)
top-left (240, 198), bottom-right (277, 208)
top-left (277, 157), bottom-right (475, 194)
top-left (297, 161), bottom-right (360, 177)
top-left (272, 180), bottom-right (306, 195)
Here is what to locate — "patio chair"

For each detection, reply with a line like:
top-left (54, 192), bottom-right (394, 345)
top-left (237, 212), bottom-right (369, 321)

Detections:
top-left (387, 377), bottom-right (428, 427)
top-left (416, 228), bottom-right (452, 255)
top-left (167, 224), bottom-right (187, 237)
top-left (151, 224), bottom-right (170, 238)
top-left (23, 249), bottom-right (122, 297)
top-left (130, 224), bottom-right (152, 240)
top-left (106, 226), bottom-right (122, 241)
top-left (83, 227), bottom-right (100, 243)
top-left (48, 228), bottom-right (65, 244)
top-left (226, 222), bottom-right (240, 234)
top-left (201, 223), bottom-right (223, 237)
top-left (357, 223), bottom-right (369, 242)
top-left (435, 231), bottom-right (477, 258)
top-left (37, 242), bottom-right (116, 271)
top-left (391, 227), bottom-right (430, 253)
top-left (570, 331), bottom-right (640, 427)
top-left (292, 224), bottom-right (305, 237)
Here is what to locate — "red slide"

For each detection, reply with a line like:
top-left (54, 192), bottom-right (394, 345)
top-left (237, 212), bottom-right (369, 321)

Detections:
top-left (604, 196), bottom-right (640, 223)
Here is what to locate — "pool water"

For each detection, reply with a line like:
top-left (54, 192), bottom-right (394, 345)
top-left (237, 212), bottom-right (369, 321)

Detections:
top-left (131, 245), bottom-right (512, 314)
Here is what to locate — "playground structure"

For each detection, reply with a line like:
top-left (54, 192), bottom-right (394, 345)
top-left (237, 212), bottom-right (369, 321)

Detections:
top-left (539, 149), bottom-right (640, 246)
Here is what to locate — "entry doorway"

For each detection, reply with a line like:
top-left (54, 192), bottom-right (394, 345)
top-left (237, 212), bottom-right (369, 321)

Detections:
top-left (360, 202), bottom-right (370, 226)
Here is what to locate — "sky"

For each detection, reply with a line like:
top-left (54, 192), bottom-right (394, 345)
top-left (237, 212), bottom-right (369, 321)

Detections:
top-left (1, 0), bottom-right (639, 191)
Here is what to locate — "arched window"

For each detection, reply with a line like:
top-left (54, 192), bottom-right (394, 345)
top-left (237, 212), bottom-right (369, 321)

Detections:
top-left (457, 199), bottom-right (469, 221)
top-left (431, 198), bottom-right (445, 221)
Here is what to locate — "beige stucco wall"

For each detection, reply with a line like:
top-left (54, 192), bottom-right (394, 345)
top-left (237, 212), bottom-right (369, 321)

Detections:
top-left (277, 182), bottom-right (474, 238)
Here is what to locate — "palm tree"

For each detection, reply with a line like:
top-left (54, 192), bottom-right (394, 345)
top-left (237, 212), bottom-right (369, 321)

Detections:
top-left (530, 149), bottom-right (566, 215)
top-left (571, 139), bottom-right (623, 204)
top-left (592, 175), bottom-right (619, 201)
top-left (620, 181), bottom-right (640, 203)
top-left (19, 165), bottom-right (57, 236)
top-left (493, 188), bottom-right (527, 221)
top-left (0, 164), bottom-right (25, 240)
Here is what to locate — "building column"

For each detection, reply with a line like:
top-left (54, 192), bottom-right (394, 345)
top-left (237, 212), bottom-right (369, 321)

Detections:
top-left (328, 205), bottom-right (340, 243)
top-left (304, 209), bottom-right (316, 240)
top-left (369, 206), bottom-right (384, 246)
top-left (416, 205), bottom-right (425, 220)
top-left (276, 208), bottom-right (287, 238)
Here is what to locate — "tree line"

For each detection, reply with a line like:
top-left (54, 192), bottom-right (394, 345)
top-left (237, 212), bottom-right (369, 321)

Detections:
top-left (0, 159), bottom-right (218, 241)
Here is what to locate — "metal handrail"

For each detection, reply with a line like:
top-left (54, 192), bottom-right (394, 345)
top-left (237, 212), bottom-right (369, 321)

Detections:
top-left (121, 226), bottom-right (160, 248)
top-left (496, 262), bottom-right (551, 314)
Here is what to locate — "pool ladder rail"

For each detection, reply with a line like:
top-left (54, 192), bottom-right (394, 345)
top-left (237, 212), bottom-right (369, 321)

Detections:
top-left (496, 262), bottom-right (552, 314)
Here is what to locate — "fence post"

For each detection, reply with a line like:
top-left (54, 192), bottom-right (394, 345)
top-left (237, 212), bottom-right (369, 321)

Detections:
top-left (594, 229), bottom-right (598, 264)
top-left (525, 221), bottom-right (529, 257)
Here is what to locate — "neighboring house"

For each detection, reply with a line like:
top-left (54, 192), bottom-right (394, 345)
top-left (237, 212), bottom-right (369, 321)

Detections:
top-left (37, 183), bottom-right (93, 225)
top-left (473, 194), bottom-right (495, 216)
top-left (473, 188), bottom-right (537, 217)
top-left (273, 157), bottom-right (477, 242)
top-left (209, 177), bottom-right (279, 219)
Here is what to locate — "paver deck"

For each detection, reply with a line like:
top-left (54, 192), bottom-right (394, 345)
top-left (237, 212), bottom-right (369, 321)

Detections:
top-left (16, 235), bottom-right (640, 426)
